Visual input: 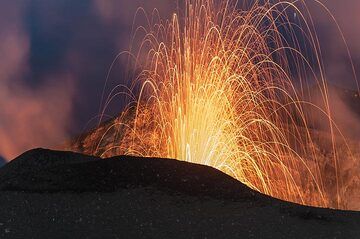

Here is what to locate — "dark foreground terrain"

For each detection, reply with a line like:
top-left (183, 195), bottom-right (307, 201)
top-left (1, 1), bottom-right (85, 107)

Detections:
top-left (0, 149), bottom-right (359, 238)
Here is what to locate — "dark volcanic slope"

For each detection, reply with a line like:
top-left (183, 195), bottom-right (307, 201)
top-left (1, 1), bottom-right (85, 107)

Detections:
top-left (0, 149), bottom-right (359, 239)
top-left (0, 149), bottom-right (262, 201)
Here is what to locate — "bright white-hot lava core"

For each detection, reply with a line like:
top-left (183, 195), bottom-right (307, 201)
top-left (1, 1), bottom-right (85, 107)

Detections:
top-left (76, 0), bottom-right (359, 210)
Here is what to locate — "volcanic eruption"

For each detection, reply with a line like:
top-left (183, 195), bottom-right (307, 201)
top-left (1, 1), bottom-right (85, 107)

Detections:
top-left (69, 0), bottom-right (359, 210)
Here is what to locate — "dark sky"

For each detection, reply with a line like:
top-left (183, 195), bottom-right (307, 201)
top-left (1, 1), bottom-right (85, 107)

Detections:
top-left (0, 0), bottom-right (359, 160)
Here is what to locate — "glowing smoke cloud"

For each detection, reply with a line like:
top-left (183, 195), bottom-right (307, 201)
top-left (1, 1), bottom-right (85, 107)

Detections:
top-left (86, 0), bottom-right (358, 209)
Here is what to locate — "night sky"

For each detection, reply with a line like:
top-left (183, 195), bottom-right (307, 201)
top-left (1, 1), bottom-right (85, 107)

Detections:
top-left (0, 0), bottom-right (359, 160)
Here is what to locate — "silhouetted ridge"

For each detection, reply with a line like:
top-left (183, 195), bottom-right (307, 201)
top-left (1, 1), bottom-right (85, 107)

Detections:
top-left (0, 149), bottom-right (359, 239)
top-left (0, 149), bottom-right (265, 202)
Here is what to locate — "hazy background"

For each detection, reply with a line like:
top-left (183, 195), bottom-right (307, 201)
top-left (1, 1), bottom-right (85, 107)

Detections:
top-left (0, 0), bottom-right (359, 161)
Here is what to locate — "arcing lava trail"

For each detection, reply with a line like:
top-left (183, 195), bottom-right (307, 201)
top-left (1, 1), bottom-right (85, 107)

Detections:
top-left (71, 0), bottom-right (359, 210)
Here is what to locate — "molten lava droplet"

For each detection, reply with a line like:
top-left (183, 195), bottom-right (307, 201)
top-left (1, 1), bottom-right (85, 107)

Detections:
top-left (90, 0), bottom-right (359, 210)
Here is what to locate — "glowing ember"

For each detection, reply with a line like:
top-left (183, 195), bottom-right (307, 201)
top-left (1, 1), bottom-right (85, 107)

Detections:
top-left (77, 0), bottom-right (358, 209)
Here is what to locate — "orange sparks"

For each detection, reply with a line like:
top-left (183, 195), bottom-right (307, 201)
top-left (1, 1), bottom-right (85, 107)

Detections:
top-left (86, 0), bottom-right (359, 210)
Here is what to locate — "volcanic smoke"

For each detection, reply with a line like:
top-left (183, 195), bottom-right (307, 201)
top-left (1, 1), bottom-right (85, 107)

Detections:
top-left (74, 0), bottom-right (359, 210)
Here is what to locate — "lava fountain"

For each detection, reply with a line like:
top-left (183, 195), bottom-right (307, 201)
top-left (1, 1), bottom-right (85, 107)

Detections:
top-left (80, 0), bottom-right (358, 209)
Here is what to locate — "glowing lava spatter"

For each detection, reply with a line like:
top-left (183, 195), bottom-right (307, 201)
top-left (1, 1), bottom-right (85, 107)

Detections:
top-left (90, 0), bottom-right (358, 209)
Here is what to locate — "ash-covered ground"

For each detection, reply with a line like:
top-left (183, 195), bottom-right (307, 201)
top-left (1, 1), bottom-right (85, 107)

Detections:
top-left (0, 149), bottom-right (359, 238)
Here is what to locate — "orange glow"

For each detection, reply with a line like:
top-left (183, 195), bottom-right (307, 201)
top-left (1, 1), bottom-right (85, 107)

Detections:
top-left (88, 0), bottom-right (358, 209)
